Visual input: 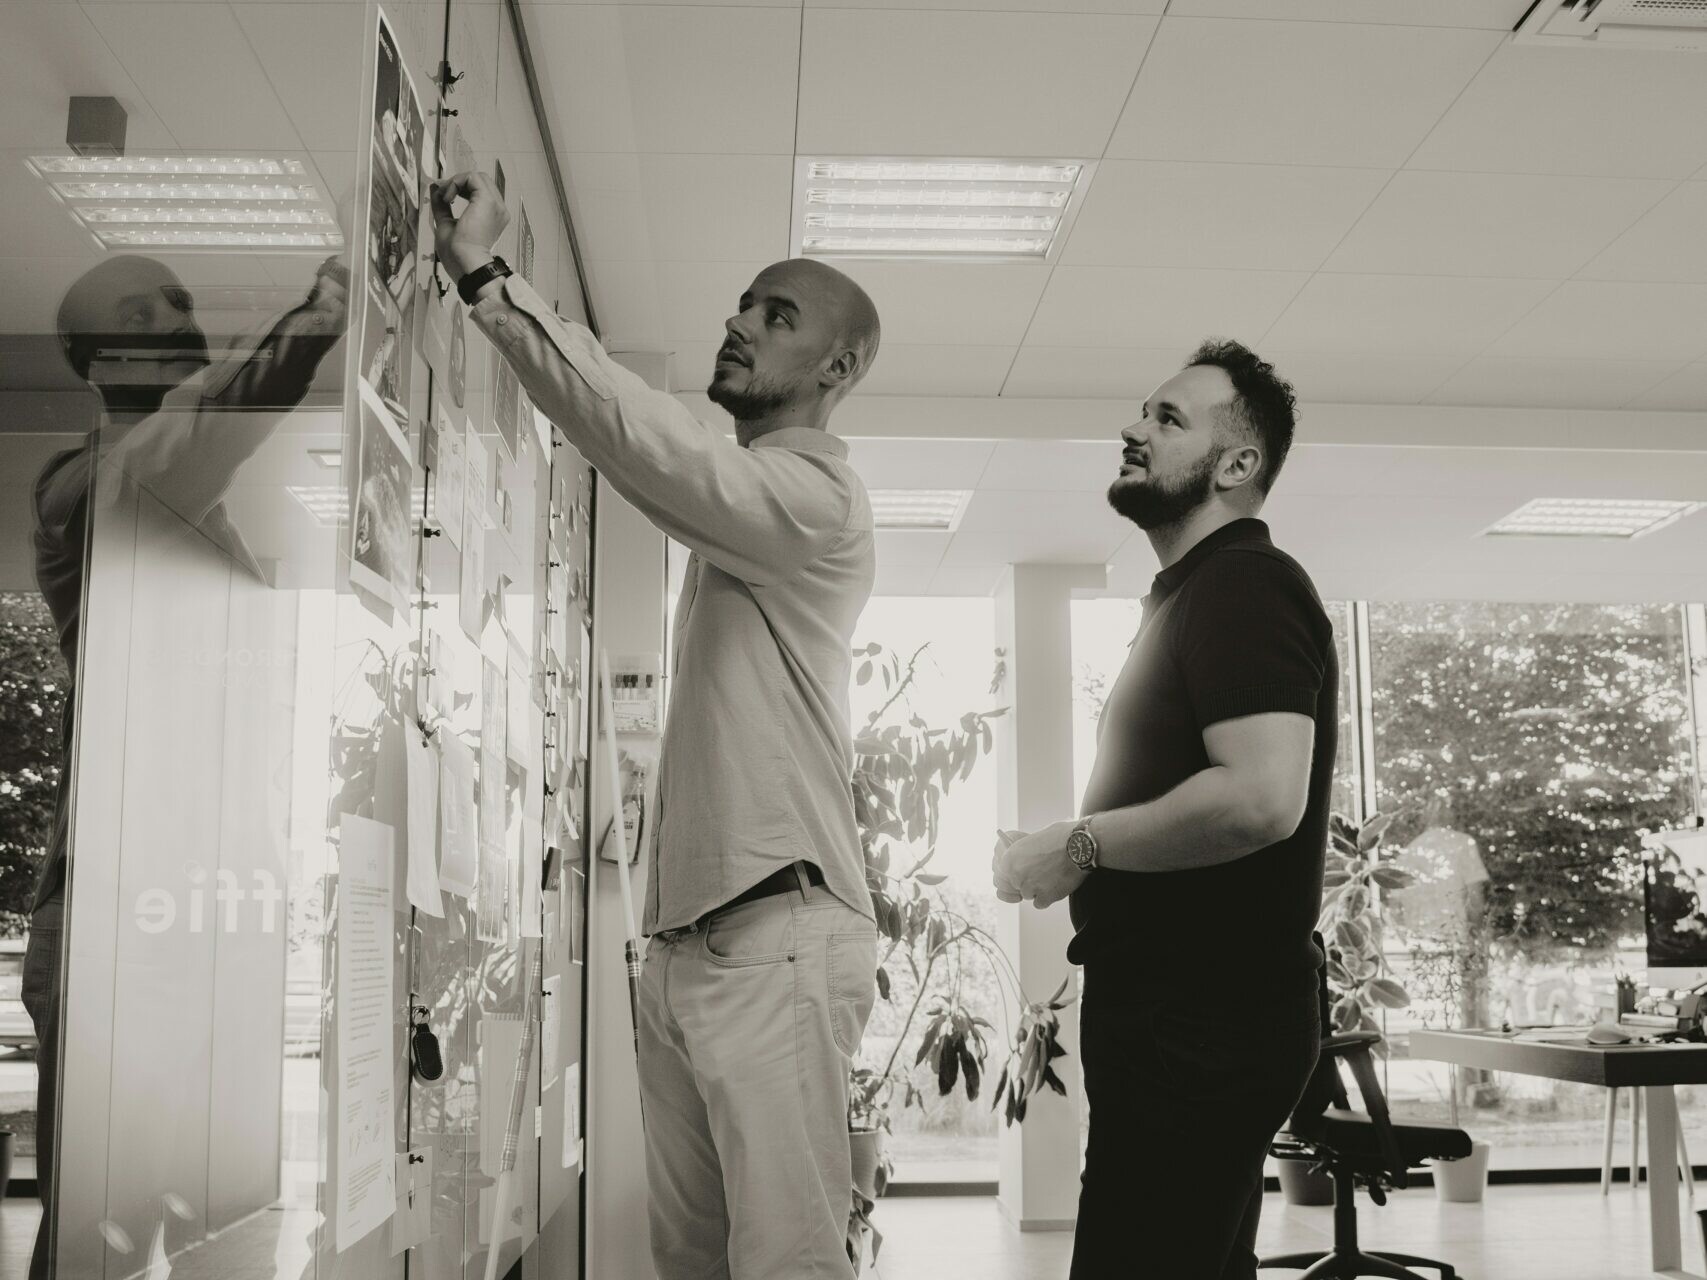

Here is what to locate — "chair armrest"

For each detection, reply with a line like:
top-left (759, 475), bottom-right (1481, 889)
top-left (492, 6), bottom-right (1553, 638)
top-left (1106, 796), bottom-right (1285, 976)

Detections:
top-left (1339, 1041), bottom-right (1409, 1190)
top-left (1321, 1031), bottom-right (1382, 1055)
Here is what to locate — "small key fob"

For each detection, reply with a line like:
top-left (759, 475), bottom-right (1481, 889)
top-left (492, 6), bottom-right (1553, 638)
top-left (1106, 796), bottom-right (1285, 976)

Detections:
top-left (410, 1001), bottom-right (444, 1082)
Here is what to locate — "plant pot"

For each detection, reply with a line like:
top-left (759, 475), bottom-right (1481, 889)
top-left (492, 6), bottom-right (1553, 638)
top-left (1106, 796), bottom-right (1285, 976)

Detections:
top-left (849, 1128), bottom-right (885, 1203)
top-left (1431, 1140), bottom-right (1490, 1203)
top-left (1275, 1158), bottom-right (1335, 1206)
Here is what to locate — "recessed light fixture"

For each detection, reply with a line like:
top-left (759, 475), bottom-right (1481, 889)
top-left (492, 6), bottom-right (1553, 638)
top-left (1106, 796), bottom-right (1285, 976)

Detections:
top-left (28, 155), bottom-right (344, 253)
top-left (288, 484), bottom-right (349, 527)
top-left (1483, 498), bottom-right (1702, 540)
top-left (792, 158), bottom-right (1092, 263)
top-left (870, 489), bottom-right (972, 532)
top-left (308, 448), bottom-right (342, 470)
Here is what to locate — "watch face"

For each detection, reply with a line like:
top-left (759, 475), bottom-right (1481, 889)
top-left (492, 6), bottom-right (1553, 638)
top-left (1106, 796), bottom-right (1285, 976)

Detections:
top-left (1068, 830), bottom-right (1095, 868)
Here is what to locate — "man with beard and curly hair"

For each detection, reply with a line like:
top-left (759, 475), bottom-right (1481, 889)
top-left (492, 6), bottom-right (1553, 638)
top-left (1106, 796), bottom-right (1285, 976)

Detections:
top-left (433, 171), bottom-right (884, 1280)
top-left (995, 341), bottom-right (1337, 1280)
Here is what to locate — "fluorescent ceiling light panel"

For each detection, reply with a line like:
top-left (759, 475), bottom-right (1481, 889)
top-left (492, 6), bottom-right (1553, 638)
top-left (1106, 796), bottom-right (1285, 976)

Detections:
top-left (1483, 498), bottom-right (1702, 540)
top-left (793, 158), bottom-right (1092, 263)
top-left (28, 155), bottom-right (343, 253)
top-left (288, 484), bottom-right (349, 527)
top-left (870, 489), bottom-right (972, 532)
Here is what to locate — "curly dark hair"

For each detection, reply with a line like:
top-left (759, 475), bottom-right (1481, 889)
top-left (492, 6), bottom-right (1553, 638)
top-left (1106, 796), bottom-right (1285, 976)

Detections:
top-left (1184, 339), bottom-right (1297, 495)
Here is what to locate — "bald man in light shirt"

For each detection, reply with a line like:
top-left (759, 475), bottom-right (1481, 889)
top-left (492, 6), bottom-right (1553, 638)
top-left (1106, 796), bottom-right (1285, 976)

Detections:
top-left (434, 172), bottom-right (882, 1280)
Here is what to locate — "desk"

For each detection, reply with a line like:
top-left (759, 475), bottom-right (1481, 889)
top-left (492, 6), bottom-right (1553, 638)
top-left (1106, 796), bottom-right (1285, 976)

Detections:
top-left (1411, 1029), bottom-right (1707, 1279)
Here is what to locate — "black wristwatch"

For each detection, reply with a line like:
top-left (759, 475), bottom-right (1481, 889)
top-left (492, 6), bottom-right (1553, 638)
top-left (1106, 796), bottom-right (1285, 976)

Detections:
top-left (457, 254), bottom-right (512, 305)
top-left (1066, 817), bottom-right (1098, 871)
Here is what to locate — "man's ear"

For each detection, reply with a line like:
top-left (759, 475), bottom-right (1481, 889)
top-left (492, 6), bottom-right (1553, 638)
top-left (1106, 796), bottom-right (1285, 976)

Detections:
top-left (822, 347), bottom-right (859, 390)
top-left (1217, 443), bottom-right (1264, 492)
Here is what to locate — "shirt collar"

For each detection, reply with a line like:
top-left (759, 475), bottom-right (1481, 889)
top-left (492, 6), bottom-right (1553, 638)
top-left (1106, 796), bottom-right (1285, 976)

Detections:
top-left (1151, 517), bottom-right (1271, 598)
top-left (747, 427), bottom-right (848, 459)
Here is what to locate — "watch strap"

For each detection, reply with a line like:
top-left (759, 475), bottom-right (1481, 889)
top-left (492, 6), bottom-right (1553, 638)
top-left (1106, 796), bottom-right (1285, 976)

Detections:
top-left (457, 254), bottom-right (511, 305)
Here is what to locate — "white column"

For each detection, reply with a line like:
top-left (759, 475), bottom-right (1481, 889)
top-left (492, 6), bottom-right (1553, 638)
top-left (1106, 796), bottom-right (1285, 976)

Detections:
top-left (994, 563), bottom-right (1105, 1232)
top-left (587, 483), bottom-right (667, 1280)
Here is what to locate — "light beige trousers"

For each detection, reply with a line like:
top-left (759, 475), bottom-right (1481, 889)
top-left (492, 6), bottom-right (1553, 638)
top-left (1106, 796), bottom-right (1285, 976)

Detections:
top-left (637, 882), bottom-right (879, 1280)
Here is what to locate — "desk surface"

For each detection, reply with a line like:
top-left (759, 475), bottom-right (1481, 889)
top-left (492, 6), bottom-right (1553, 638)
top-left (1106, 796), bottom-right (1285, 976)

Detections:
top-left (1409, 1028), bottom-right (1707, 1088)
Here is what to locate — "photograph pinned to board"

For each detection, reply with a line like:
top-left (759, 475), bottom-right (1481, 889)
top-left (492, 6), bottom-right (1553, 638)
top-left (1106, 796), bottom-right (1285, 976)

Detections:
top-left (517, 199), bottom-right (535, 285)
top-left (432, 401), bottom-right (466, 548)
top-left (477, 657), bottom-right (510, 944)
top-left (437, 730), bottom-right (478, 898)
top-left (373, 11), bottom-right (423, 197)
top-left (348, 379), bottom-right (415, 614)
top-left (493, 347), bottom-right (521, 462)
top-left (448, 301), bottom-right (467, 410)
top-left (357, 290), bottom-right (408, 424)
top-left (364, 157), bottom-right (417, 421)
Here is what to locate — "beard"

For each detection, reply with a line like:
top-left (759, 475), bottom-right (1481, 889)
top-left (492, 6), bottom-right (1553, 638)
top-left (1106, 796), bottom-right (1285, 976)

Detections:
top-left (706, 366), bottom-right (795, 420)
top-left (1106, 449), bottom-right (1219, 530)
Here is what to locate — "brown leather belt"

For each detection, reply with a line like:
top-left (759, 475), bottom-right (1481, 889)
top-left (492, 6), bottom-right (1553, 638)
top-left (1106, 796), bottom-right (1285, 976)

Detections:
top-left (716, 860), bottom-right (824, 915)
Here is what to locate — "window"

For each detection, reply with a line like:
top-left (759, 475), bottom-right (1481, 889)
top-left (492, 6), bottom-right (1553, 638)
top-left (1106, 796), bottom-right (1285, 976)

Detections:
top-left (1369, 603), bottom-right (1698, 1169)
top-left (852, 597), bottom-right (1002, 1184)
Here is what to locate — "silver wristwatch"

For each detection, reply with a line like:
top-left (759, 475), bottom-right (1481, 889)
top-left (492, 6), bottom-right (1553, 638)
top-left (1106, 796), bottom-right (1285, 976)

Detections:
top-left (1066, 817), bottom-right (1098, 870)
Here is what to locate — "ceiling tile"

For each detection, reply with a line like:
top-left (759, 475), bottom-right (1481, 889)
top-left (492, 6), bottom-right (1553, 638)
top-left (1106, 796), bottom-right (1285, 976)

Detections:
top-left (1323, 171), bottom-right (1671, 279)
top-left (808, 0), bottom-right (1164, 11)
top-left (1026, 266), bottom-right (1309, 350)
top-left (979, 442), bottom-right (1124, 492)
top-left (856, 346), bottom-right (1018, 398)
top-left (1426, 358), bottom-right (1683, 411)
top-left (1262, 274), bottom-right (1555, 357)
top-left (1002, 346), bottom-right (1183, 400)
top-left (1164, 0), bottom-right (1530, 26)
top-left (874, 532), bottom-right (951, 570)
top-left (1408, 44), bottom-right (1707, 179)
top-left (1107, 18), bottom-right (1498, 168)
top-left (846, 440), bottom-right (995, 491)
top-left (1488, 281), bottom-right (1707, 363)
top-left (928, 563), bottom-right (1008, 597)
top-left (830, 262), bottom-right (1050, 348)
top-left (525, 6), bottom-right (800, 154)
top-left (586, 259), bottom-right (769, 346)
top-left (1061, 161), bottom-right (1388, 270)
top-left (0, 3), bottom-right (178, 152)
top-left (81, 3), bottom-right (304, 150)
top-left (797, 10), bottom-right (1157, 157)
top-left (948, 491), bottom-right (1128, 564)
top-left (1261, 351), bottom-right (1464, 405)
top-left (582, 259), bottom-right (663, 342)
top-left (872, 562), bottom-right (940, 596)
top-left (1629, 363), bottom-right (1707, 412)
top-left (563, 153), bottom-right (793, 262)
top-left (1579, 182), bottom-right (1707, 284)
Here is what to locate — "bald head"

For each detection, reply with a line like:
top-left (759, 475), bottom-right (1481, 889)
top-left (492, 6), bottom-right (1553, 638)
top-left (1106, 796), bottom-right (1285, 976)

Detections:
top-left (710, 257), bottom-right (882, 425)
top-left (57, 255), bottom-right (200, 380)
top-left (767, 258), bottom-right (881, 391)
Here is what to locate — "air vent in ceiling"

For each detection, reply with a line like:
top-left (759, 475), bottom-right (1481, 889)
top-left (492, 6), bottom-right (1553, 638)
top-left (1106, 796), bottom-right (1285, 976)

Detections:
top-left (1515, 0), bottom-right (1707, 50)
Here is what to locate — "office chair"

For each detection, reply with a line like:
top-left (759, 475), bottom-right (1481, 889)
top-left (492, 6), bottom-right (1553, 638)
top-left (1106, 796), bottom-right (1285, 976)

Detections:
top-left (1261, 939), bottom-right (1473, 1280)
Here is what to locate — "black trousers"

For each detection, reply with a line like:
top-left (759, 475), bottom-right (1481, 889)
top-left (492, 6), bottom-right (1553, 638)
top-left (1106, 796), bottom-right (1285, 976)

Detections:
top-left (1070, 983), bottom-right (1320, 1280)
top-left (22, 897), bottom-right (62, 1280)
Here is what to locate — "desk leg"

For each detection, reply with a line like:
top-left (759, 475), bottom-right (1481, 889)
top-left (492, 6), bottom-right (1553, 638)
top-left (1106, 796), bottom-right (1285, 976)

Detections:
top-left (1644, 1084), bottom-right (1702, 1278)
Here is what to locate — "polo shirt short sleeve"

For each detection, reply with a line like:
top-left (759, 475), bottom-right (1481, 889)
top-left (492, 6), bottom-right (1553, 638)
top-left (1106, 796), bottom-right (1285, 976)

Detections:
top-left (1174, 549), bottom-right (1327, 731)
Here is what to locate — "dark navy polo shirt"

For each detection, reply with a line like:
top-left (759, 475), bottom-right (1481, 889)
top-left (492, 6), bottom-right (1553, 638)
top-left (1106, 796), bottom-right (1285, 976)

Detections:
top-left (1068, 517), bottom-right (1337, 1003)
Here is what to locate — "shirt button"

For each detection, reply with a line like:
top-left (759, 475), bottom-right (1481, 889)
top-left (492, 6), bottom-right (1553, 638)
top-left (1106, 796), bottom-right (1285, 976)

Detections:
top-left (495, 315), bottom-right (508, 327)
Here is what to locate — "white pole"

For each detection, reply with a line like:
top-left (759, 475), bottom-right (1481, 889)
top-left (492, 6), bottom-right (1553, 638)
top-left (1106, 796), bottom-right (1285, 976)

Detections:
top-left (599, 650), bottom-right (644, 1059)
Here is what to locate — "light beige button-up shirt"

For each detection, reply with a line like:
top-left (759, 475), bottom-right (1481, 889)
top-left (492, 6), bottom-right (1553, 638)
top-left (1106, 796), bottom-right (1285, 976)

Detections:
top-left (472, 276), bottom-right (876, 933)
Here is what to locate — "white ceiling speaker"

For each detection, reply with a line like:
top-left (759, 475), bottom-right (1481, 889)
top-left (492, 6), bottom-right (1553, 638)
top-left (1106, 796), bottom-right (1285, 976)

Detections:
top-left (1514, 0), bottom-right (1707, 51)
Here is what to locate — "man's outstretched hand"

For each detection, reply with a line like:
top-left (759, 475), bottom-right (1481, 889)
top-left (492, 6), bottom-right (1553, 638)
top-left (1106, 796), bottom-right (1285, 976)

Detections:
top-left (430, 171), bottom-right (509, 282)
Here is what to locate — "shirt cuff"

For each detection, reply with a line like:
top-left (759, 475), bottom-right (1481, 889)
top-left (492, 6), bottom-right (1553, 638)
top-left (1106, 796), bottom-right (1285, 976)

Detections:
top-left (1195, 683), bottom-right (1319, 728)
top-left (471, 274), bottom-right (619, 402)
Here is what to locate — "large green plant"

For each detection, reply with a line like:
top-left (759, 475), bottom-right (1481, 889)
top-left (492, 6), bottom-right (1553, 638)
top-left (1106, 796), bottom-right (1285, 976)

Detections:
top-left (847, 642), bottom-right (1072, 1147)
top-left (1319, 809), bottom-right (1414, 1046)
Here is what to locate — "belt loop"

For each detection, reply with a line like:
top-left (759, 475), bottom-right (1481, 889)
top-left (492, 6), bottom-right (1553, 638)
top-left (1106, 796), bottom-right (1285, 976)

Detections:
top-left (791, 860), bottom-right (812, 898)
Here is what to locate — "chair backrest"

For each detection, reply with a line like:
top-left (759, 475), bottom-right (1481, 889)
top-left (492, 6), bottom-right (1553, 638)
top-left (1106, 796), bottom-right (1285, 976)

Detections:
top-left (1291, 933), bottom-right (1347, 1123)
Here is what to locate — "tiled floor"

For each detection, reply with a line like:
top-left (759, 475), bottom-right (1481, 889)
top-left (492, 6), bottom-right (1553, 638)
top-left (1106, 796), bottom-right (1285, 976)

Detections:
top-left (872, 1184), bottom-right (1707, 1280)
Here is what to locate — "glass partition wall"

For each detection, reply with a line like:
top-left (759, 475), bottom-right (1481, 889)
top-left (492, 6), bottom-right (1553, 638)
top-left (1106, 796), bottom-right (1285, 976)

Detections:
top-left (2, 3), bottom-right (595, 1277)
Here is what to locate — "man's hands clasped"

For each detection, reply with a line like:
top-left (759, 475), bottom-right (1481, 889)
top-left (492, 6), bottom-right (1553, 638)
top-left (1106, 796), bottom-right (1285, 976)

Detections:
top-left (992, 819), bottom-right (1087, 910)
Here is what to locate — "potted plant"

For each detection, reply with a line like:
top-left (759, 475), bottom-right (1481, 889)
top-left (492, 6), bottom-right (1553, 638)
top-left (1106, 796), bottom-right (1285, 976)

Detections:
top-left (1276, 809), bottom-right (1417, 1206)
top-left (844, 643), bottom-right (1072, 1272)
